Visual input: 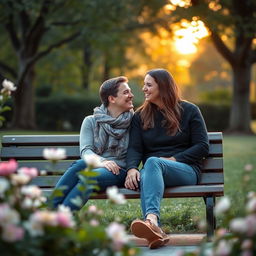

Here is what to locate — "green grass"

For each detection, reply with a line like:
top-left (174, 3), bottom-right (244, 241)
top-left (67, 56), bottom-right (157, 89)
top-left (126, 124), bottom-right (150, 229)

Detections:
top-left (1, 130), bottom-right (256, 233)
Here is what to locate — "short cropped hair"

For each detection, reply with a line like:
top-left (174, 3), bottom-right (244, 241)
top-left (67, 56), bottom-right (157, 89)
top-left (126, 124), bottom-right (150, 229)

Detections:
top-left (99, 76), bottom-right (128, 107)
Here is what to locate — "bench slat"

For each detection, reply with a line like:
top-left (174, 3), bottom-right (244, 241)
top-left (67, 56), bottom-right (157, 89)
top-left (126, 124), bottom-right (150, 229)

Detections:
top-left (0, 147), bottom-right (80, 160)
top-left (41, 184), bottom-right (224, 199)
top-left (0, 144), bottom-right (223, 160)
top-left (1, 135), bottom-right (79, 146)
top-left (3, 157), bottom-right (223, 173)
top-left (30, 172), bottom-right (224, 188)
top-left (1, 132), bottom-right (223, 146)
top-left (200, 173), bottom-right (224, 184)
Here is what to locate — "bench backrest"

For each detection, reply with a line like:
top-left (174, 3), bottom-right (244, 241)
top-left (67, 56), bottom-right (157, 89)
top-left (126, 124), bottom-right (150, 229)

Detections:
top-left (0, 132), bottom-right (224, 189)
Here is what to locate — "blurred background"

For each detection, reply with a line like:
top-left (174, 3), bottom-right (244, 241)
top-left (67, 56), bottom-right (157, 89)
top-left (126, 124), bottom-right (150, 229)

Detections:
top-left (0, 0), bottom-right (255, 133)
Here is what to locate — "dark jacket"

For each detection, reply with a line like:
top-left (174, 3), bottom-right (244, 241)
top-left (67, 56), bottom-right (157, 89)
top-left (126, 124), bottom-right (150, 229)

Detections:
top-left (126, 101), bottom-right (209, 183)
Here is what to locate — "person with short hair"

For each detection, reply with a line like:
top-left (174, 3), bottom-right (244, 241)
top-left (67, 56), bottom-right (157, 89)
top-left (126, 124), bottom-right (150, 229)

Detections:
top-left (52, 76), bottom-right (134, 210)
top-left (125, 69), bottom-right (209, 249)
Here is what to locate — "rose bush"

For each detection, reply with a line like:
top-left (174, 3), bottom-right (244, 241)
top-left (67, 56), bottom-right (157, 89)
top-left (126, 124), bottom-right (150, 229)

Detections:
top-left (180, 164), bottom-right (256, 256)
top-left (0, 157), bottom-right (139, 256)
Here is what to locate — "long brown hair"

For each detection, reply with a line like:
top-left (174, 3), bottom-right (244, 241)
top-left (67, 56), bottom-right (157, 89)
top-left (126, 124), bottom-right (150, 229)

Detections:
top-left (137, 69), bottom-right (182, 135)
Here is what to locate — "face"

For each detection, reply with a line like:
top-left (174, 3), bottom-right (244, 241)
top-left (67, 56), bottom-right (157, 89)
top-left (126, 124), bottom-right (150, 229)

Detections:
top-left (111, 82), bottom-right (134, 112)
top-left (143, 74), bottom-right (161, 106)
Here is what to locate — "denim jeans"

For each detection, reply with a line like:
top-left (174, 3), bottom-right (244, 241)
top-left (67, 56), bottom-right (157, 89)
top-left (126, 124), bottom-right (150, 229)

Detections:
top-left (52, 159), bottom-right (127, 210)
top-left (140, 157), bottom-right (197, 221)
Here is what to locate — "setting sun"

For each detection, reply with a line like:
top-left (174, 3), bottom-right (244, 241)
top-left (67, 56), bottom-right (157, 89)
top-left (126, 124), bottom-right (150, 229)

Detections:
top-left (173, 18), bottom-right (209, 55)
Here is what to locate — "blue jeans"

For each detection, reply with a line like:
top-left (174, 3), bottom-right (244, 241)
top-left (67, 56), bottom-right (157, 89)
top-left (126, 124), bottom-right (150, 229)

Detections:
top-left (140, 157), bottom-right (197, 221)
top-left (52, 159), bottom-right (127, 210)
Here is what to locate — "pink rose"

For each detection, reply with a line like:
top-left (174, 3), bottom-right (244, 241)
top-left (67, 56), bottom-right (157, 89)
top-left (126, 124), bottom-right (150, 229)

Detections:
top-left (2, 224), bottom-right (24, 242)
top-left (56, 212), bottom-right (74, 228)
top-left (0, 159), bottom-right (18, 176)
top-left (18, 167), bottom-right (38, 178)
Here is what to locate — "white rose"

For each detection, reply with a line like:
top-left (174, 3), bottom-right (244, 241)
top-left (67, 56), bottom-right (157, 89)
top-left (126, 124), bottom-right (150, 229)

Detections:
top-left (83, 154), bottom-right (103, 168)
top-left (229, 218), bottom-right (247, 233)
top-left (0, 178), bottom-right (10, 197)
top-left (246, 198), bottom-right (256, 213)
top-left (2, 79), bottom-right (16, 91)
top-left (106, 186), bottom-right (126, 205)
top-left (214, 197), bottom-right (231, 216)
top-left (43, 148), bottom-right (66, 161)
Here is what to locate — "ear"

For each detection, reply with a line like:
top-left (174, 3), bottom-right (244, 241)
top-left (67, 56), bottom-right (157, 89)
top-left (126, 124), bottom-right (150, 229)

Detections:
top-left (108, 95), bottom-right (116, 104)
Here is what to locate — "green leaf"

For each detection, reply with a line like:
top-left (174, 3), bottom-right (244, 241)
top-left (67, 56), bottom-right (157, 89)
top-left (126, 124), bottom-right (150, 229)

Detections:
top-left (79, 170), bottom-right (99, 177)
top-left (1, 105), bottom-right (11, 112)
top-left (70, 195), bottom-right (83, 207)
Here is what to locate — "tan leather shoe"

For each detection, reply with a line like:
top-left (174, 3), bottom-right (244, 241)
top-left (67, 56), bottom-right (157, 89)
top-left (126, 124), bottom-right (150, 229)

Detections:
top-left (130, 219), bottom-right (170, 249)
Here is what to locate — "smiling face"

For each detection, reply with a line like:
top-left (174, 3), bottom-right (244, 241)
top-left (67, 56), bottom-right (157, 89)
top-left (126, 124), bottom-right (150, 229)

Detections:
top-left (110, 82), bottom-right (134, 112)
top-left (143, 74), bottom-right (161, 107)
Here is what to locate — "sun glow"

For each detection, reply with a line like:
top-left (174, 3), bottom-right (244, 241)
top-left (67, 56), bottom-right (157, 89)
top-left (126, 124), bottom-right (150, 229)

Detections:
top-left (173, 18), bottom-right (209, 55)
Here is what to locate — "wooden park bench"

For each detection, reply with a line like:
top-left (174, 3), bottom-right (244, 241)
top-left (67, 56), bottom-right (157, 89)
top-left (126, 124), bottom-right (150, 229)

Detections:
top-left (0, 132), bottom-right (224, 238)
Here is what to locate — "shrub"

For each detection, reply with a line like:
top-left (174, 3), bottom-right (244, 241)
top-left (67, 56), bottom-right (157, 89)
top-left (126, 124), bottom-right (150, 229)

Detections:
top-left (181, 164), bottom-right (256, 256)
top-left (0, 156), bottom-right (139, 256)
top-left (36, 94), bottom-right (101, 131)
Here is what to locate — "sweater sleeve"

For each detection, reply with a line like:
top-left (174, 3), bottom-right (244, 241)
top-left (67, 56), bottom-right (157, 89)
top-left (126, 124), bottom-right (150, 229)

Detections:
top-left (173, 105), bottom-right (209, 163)
top-left (126, 114), bottom-right (144, 171)
top-left (79, 116), bottom-right (106, 161)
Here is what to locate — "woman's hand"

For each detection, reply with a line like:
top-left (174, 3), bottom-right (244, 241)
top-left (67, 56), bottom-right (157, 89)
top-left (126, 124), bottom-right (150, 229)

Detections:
top-left (102, 160), bottom-right (121, 175)
top-left (125, 168), bottom-right (140, 190)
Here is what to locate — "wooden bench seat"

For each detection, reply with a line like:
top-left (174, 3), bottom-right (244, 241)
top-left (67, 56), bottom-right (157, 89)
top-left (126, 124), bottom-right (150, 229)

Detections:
top-left (0, 132), bottom-right (224, 238)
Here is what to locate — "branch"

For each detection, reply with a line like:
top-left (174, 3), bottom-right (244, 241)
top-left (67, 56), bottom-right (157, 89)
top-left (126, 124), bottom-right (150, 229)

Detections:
top-left (25, 0), bottom-right (50, 48)
top-left (33, 32), bottom-right (81, 63)
top-left (210, 30), bottom-right (235, 66)
top-left (18, 31), bottom-right (81, 85)
top-left (50, 20), bottom-right (81, 26)
top-left (125, 16), bottom-right (169, 32)
top-left (19, 9), bottom-right (31, 41)
top-left (5, 13), bottom-right (20, 51)
top-left (239, 37), bottom-right (254, 64)
top-left (0, 60), bottom-right (17, 78)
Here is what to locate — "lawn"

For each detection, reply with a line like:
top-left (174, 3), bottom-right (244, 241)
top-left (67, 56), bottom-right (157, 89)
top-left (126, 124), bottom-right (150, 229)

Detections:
top-left (1, 131), bottom-right (256, 234)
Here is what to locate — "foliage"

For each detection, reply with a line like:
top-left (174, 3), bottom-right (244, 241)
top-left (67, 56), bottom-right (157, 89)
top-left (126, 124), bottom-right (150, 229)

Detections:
top-left (180, 164), bottom-right (256, 256)
top-left (199, 89), bottom-right (232, 104)
top-left (0, 0), bottom-right (168, 129)
top-left (0, 157), bottom-right (139, 256)
top-left (167, 0), bottom-right (256, 133)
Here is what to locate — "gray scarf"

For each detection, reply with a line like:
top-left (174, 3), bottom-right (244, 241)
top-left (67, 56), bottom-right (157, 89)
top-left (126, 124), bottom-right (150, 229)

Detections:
top-left (93, 104), bottom-right (133, 155)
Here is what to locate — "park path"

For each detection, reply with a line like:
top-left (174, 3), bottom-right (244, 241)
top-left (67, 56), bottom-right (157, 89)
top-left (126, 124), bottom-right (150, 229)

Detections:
top-left (130, 234), bottom-right (205, 256)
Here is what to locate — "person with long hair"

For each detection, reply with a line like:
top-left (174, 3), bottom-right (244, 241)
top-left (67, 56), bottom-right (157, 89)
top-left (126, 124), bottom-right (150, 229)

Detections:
top-left (52, 76), bottom-right (134, 210)
top-left (124, 69), bottom-right (209, 249)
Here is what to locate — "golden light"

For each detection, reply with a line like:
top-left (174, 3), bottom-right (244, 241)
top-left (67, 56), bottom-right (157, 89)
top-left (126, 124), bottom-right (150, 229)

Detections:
top-left (177, 59), bottom-right (191, 68)
top-left (208, 1), bottom-right (222, 11)
top-left (170, 0), bottom-right (191, 8)
top-left (164, 4), bottom-right (176, 12)
top-left (173, 18), bottom-right (209, 55)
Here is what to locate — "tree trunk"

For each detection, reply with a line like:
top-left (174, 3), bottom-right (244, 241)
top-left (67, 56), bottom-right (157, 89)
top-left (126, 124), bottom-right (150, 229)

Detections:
top-left (103, 56), bottom-right (110, 82)
top-left (12, 66), bottom-right (36, 129)
top-left (81, 45), bottom-right (92, 90)
top-left (228, 64), bottom-right (252, 133)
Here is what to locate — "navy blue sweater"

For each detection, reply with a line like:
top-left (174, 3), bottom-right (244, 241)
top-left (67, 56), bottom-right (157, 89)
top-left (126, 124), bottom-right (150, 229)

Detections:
top-left (126, 101), bottom-right (209, 183)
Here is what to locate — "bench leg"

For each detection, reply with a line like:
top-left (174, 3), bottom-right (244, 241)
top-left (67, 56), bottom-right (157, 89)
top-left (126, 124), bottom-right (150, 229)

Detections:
top-left (204, 196), bottom-right (216, 240)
